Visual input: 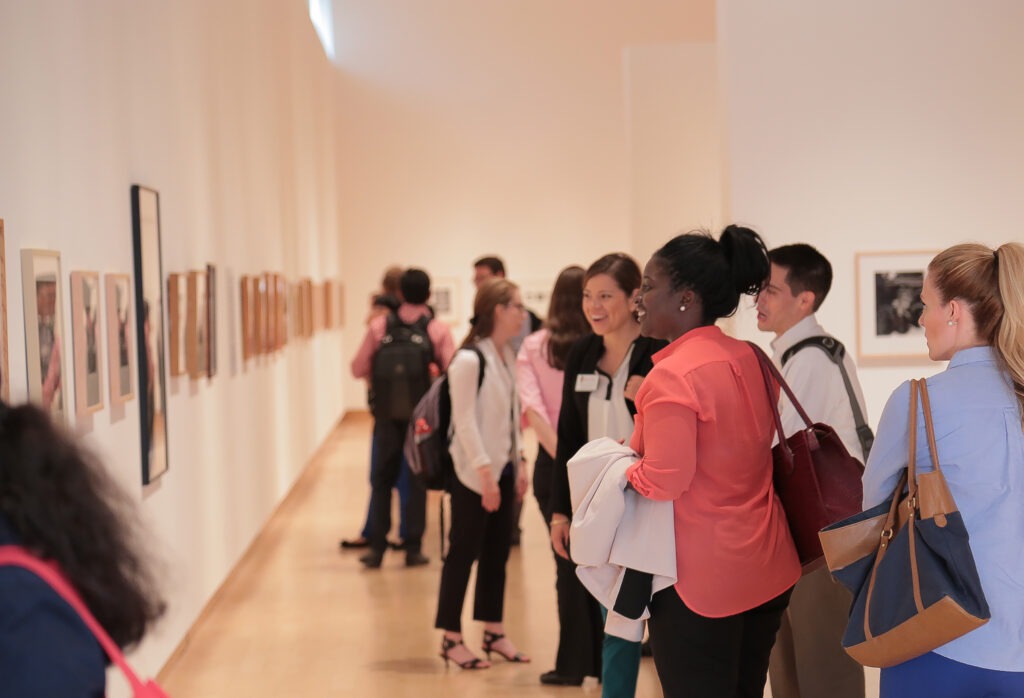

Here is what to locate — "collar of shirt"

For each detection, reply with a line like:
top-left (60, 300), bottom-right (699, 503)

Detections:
top-left (948, 344), bottom-right (997, 369)
top-left (651, 325), bottom-right (724, 364)
top-left (769, 314), bottom-right (825, 361)
top-left (396, 303), bottom-right (432, 324)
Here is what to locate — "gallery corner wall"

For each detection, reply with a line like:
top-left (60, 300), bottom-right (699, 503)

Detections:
top-left (718, 0), bottom-right (1024, 422)
top-left (0, 1), bottom-right (346, 692)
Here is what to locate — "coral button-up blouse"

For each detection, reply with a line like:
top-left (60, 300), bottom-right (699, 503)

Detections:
top-left (626, 325), bottom-right (800, 618)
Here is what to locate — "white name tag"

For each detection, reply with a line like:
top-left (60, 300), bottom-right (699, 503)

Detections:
top-left (575, 373), bottom-right (599, 392)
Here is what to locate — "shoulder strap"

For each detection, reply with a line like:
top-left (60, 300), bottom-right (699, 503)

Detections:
top-left (781, 336), bottom-right (874, 458)
top-left (0, 546), bottom-right (154, 694)
top-left (468, 345), bottom-right (485, 390)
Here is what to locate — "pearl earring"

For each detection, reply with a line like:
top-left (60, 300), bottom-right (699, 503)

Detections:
top-left (679, 305), bottom-right (687, 312)
top-left (947, 320), bottom-right (957, 327)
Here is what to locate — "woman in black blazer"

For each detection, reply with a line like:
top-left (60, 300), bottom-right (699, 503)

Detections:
top-left (546, 253), bottom-right (666, 692)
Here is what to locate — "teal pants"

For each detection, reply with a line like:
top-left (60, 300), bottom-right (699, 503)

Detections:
top-left (599, 605), bottom-right (642, 698)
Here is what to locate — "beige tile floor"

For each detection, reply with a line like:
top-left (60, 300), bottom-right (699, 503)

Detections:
top-left (158, 412), bottom-right (878, 697)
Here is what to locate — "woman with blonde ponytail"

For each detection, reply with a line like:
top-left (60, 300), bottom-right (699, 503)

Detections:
top-left (863, 242), bottom-right (1024, 697)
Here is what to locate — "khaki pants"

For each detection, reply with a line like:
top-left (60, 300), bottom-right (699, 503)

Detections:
top-left (768, 566), bottom-right (865, 698)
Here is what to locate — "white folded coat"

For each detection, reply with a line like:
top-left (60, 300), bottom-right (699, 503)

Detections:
top-left (567, 437), bottom-right (677, 641)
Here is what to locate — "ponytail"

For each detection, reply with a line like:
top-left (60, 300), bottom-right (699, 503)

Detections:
top-left (995, 243), bottom-right (1024, 427)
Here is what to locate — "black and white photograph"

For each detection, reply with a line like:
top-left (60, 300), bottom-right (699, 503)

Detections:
top-left (21, 249), bottom-right (67, 423)
top-left (70, 271), bottom-right (104, 416)
top-left (856, 251), bottom-right (935, 364)
top-left (106, 273), bottom-right (134, 404)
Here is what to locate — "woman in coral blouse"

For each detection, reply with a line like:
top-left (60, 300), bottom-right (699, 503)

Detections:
top-left (626, 226), bottom-right (800, 698)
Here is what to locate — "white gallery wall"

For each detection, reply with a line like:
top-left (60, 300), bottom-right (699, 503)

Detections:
top-left (0, 1), bottom-right (344, 693)
top-left (331, 0), bottom-right (720, 408)
top-left (718, 0), bottom-right (1024, 421)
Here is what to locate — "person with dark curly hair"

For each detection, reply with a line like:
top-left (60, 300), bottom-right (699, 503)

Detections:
top-left (0, 400), bottom-right (166, 696)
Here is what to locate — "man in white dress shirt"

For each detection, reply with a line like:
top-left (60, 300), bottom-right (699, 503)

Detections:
top-left (756, 244), bottom-right (867, 698)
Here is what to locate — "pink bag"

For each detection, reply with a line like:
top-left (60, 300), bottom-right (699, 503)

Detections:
top-left (0, 545), bottom-right (170, 697)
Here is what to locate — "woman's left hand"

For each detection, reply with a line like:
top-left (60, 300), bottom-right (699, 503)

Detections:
top-left (624, 374), bottom-right (644, 401)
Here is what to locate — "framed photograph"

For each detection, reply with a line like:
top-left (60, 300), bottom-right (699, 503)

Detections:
top-left (186, 270), bottom-right (208, 379)
top-left (323, 280), bottom-right (335, 330)
top-left (70, 271), bottom-right (104, 416)
top-left (131, 184), bottom-right (169, 484)
top-left (167, 273), bottom-right (187, 376)
top-left (520, 278), bottom-right (554, 322)
top-left (21, 249), bottom-right (67, 422)
top-left (0, 220), bottom-right (8, 402)
top-left (337, 282), bottom-right (345, 329)
top-left (275, 274), bottom-right (288, 348)
top-left (263, 272), bottom-right (276, 353)
top-left (431, 277), bottom-right (460, 325)
top-left (856, 251), bottom-right (935, 365)
top-left (300, 278), bottom-right (314, 338)
top-left (105, 274), bottom-right (135, 404)
top-left (206, 263), bottom-right (217, 377)
top-left (240, 275), bottom-right (254, 361)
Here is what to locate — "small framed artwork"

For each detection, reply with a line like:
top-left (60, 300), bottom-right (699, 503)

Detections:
top-left (275, 274), bottom-right (288, 348)
top-left (0, 220), bottom-right (8, 402)
top-left (131, 184), bottom-right (169, 484)
top-left (70, 271), bottom-right (104, 416)
top-left (337, 282), bottom-right (345, 329)
top-left (21, 249), bottom-right (67, 423)
top-left (521, 279), bottom-right (553, 323)
top-left (240, 275), bottom-right (254, 361)
top-left (431, 277), bottom-right (460, 325)
top-left (255, 274), bottom-right (267, 354)
top-left (105, 274), bottom-right (135, 404)
top-left (186, 269), bottom-right (208, 379)
top-left (206, 263), bottom-right (217, 377)
top-left (263, 272), bottom-right (276, 353)
top-left (856, 251), bottom-right (936, 365)
top-left (300, 278), bottom-right (314, 338)
top-left (323, 280), bottom-right (335, 330)
top-left (167, 273), bottom-right (187, 376)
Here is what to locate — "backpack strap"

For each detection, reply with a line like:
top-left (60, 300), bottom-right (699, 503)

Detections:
top-left (781, 336), bottom-right (874, 458)
top-left (0, 545), bottom-right (163, 696)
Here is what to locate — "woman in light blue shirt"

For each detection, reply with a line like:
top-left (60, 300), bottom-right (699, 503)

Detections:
top-left (863, 242), bottom-right (1024, 697)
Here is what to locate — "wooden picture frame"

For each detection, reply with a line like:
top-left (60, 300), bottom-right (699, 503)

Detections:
top-left (105, 274), bottom-right (135, 404)
top-left (240, 275), bottom-right (253, 361)
top-left (70, 271), bottom-right (104, 416)
top-left (167, 273), bottom-right (187, 376)
top-left (856, 251), bottom-right (936, 365)
top-left (186, 270), bottom-right (209, 379)
top-left (131, 184), bottom-right (169, 484)
top-left (0, 220), bottom-right (8, 402)
top-left (21, 249), bottom-right (67, 422)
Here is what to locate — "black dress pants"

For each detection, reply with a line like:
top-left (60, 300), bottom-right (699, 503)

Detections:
top-left (648, 585), bottom-right (793, 698)
top-left (435, 464), bottom-right (515, 632)
top-left (533, 448), bottom-right (603, 679)
top-left (368, 418), bottom-right (425, 554)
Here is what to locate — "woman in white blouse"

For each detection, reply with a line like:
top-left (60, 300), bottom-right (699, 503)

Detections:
top-left (435, 278), bottom-right (531, 670)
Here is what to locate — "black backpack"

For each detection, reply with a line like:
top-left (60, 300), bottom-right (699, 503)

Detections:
top-left (370, 313), bottom-right (434, 421)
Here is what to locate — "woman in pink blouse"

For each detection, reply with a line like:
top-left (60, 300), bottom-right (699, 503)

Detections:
top-left (515, 266), bottom-right (589, 685)
top-left (627, 226), bottom-right (800, 698)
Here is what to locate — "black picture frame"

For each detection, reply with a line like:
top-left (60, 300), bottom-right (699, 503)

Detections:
top-left (131, 185), bottom-right (170, 484)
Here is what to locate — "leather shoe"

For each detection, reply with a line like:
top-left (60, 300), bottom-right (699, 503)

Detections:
top-left (405, 551), bottom-right (430, 567)
top-left (359, 550), bottom-right (384, 568)
top-left (540, 671), bottom-right (583, 686)
top-left (339, 536), bottom-right (370, 549)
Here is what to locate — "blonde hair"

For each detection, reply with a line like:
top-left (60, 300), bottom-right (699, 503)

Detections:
top-left (929, 242), bottom-right (1024, 427)
top-left (461, 278), bottom-right (517, 348)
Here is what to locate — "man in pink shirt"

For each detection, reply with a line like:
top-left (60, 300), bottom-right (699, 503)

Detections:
top-left (351, 269), bottom-right (455, 568)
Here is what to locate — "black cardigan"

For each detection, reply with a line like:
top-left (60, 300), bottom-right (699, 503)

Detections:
top-left (549, 333), bottom-right (667, 519)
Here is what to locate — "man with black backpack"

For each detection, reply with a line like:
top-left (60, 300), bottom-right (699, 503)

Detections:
top-left (756, 244), bottom-right (869, 698)
top-left (351, 268), bottom-right (455, 568)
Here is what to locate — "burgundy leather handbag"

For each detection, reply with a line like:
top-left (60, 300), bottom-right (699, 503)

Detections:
top-left (748, 342), bottom-right (866, 572)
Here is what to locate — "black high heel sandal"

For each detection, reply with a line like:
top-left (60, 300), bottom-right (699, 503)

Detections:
top-left (440, 637), bottom-right (490, 670)
top-left (482, 630), bottom-right (531, 663)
